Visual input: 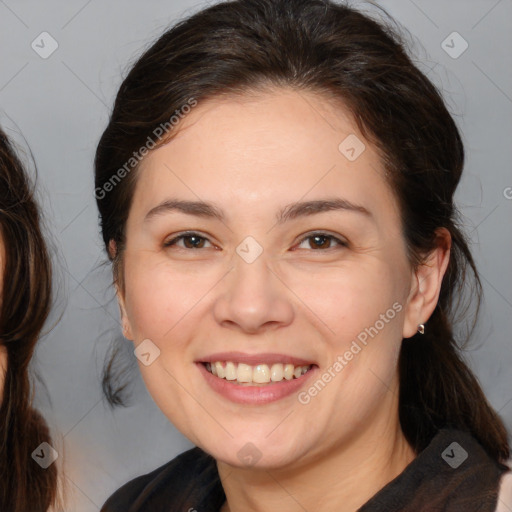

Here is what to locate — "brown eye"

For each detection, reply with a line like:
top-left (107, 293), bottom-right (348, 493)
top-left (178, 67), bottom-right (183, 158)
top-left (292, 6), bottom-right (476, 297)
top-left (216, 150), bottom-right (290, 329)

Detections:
top-left (164, 232), bottom-right (212, 249)
top-left (308, 234), bottom-right (331, 250)
top-left (295, 232), bottom-right (347, 251)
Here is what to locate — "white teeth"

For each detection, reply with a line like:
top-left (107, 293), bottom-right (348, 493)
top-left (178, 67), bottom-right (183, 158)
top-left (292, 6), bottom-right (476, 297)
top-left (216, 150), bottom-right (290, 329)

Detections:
top-left (237, 363), bottom-right (252, 382)
top-left (205, 361), bottom-right (312, 384)
top-left (225, 361), bottom-right (237, 381)
top-left (253, 364), bottom-right (270, 383)
top-left (270, 363), bottom-right (283, 382)
top-left (215, 361), bottom-right (225, 379)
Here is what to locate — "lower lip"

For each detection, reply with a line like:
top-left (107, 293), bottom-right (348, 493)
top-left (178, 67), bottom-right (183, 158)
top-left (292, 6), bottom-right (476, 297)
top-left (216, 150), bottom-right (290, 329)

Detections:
top-left (197, 362), bottom-right (318, 404)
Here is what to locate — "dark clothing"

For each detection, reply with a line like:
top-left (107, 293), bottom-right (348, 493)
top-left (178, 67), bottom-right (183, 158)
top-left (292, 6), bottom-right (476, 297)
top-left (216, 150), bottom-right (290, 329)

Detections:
top-left (101, 428), bottom-right (509, 511)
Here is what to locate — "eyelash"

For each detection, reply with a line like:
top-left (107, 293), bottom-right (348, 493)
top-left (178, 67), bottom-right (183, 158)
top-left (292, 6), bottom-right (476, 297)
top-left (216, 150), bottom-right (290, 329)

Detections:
top-left (163, 231), bottom-right (348, 251)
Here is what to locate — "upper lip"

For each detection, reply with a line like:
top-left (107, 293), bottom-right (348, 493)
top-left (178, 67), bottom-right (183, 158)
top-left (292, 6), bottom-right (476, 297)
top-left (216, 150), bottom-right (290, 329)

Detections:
top-left (197, 351), bottom-right (316, 366)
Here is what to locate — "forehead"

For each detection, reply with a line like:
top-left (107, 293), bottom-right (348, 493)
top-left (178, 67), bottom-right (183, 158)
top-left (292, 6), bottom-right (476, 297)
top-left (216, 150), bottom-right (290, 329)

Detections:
top-left (129, 88), bottom-right (399, 225)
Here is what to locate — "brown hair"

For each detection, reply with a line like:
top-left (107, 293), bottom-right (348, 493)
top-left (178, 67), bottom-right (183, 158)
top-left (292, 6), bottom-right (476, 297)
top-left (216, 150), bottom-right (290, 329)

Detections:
top-left (0, 127), bottom-right (58, 511)
top-left (95, 0), bottom-right (510, 466)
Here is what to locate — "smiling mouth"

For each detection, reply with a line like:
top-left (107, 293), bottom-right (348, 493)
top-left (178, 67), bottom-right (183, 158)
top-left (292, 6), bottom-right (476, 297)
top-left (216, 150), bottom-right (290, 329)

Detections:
top-left (203, 361), bottom-right (315, 386)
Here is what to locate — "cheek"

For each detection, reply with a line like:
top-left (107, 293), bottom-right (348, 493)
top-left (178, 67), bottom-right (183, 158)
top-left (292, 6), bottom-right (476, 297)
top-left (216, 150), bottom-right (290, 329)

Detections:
top-left (123, 255), bottom-right (212, 341)
top-left (287, 261), bottom-right (406, 414)
top-left (284, 261), bottom-right (405, 345)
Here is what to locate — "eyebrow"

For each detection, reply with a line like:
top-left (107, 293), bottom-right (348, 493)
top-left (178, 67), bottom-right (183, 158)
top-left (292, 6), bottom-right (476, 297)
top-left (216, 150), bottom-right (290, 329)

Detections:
top-left (144, 197), bottom-right (372, 224)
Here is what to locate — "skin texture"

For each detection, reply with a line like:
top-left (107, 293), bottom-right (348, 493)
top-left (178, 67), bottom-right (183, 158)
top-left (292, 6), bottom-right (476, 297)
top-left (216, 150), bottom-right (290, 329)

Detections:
top-left (114, 88), bottom-right (451, 512)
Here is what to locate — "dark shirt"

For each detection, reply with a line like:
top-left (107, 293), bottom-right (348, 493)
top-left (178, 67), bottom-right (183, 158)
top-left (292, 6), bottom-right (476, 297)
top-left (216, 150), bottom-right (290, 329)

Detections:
top-left (101, 427), bottom-right (509, 512)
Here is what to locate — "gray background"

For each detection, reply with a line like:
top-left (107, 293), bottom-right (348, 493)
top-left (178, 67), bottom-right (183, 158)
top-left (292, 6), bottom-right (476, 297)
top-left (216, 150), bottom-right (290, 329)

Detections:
top-left (0, 0), bottom-right (511, 510)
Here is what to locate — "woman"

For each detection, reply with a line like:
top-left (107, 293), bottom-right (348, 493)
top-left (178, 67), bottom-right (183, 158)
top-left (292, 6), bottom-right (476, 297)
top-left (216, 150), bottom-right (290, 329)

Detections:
top-left (0, 127), bottom-right (59, 511)
top-left (95, 0), bottom-right (511, 510)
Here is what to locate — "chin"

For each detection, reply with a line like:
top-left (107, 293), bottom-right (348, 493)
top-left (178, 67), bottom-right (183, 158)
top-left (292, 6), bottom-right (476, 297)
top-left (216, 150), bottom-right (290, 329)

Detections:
top-left (200, 435), bottom-right (309, 471)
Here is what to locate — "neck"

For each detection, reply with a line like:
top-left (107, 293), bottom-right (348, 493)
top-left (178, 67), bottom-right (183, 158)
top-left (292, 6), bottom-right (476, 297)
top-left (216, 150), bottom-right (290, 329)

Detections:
top-left (217, 398), bottom-right (416, 512)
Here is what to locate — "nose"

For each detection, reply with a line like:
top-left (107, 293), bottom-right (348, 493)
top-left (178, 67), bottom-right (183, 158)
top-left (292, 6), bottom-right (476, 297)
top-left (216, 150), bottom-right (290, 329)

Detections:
top-left (212, 248), bottom-right (294, 334)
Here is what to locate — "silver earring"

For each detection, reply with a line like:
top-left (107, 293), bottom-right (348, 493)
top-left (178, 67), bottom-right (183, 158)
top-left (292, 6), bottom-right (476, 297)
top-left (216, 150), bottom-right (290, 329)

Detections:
top-left (417, 324), bottom-right (425, 335)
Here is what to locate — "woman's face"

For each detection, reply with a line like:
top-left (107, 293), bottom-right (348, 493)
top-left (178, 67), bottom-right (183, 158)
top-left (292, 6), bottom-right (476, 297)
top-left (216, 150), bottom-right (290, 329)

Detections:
top-left (117, 88), bottom-right (424, 469)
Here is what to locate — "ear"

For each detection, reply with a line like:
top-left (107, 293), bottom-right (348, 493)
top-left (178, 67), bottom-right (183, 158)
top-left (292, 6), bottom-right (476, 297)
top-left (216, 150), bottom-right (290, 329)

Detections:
top-left (109, 239), bottom-right (134, 341)
top-left (108, 239), bottom-right (117, 260)
top-left (402, 228), bottom-right (451, 338)
top-left (116, 285), bottom-right (134, 341)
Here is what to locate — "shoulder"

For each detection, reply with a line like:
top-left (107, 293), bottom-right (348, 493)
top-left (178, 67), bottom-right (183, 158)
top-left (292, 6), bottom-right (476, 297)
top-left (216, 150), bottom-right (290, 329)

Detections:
top-left (100, 446), bottom-right (223, 512)
top-left (496, 462), bottom-right (512, 512)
